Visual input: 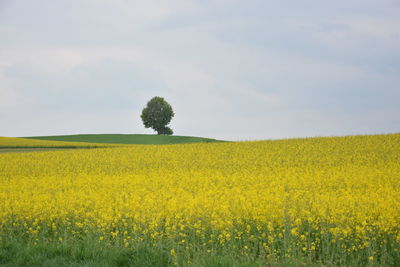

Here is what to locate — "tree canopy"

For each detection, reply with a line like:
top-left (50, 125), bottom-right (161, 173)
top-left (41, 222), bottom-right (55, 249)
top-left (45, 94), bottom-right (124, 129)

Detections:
top-left (141, 96), bottom-right (174, 135)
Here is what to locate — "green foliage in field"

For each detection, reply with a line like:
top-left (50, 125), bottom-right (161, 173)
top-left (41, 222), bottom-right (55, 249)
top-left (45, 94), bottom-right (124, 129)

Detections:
top-left (1, 227), bottom-right (394, 266)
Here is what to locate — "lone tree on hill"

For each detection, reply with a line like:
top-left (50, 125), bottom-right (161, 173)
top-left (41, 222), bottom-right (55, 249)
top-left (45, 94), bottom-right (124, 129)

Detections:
top-left (141, 96), bottom-right (174, 135)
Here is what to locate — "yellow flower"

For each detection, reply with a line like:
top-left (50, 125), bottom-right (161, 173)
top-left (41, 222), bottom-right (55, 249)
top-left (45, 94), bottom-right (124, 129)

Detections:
top-left (170, 249), bottom-right (176, 257)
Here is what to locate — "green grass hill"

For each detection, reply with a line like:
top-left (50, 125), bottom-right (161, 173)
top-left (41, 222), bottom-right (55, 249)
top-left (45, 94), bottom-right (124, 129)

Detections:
top-left (24, 134), bottom-right (224, 145)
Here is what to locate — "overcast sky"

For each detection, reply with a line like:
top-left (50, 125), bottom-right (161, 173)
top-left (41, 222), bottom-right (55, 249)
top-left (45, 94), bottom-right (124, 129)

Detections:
top-left (1, 0), bottom-right (399, 140)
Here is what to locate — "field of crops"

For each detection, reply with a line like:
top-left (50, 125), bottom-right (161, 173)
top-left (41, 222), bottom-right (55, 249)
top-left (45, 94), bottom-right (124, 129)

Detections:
top-left (0, 136), bottom-right (116, 148)
top-left (0, 134), bottom-right (399, 266)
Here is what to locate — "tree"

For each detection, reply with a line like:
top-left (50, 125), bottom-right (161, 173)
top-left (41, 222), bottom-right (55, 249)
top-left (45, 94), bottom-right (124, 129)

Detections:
top-left (141, 96), bottom-right (174, 135)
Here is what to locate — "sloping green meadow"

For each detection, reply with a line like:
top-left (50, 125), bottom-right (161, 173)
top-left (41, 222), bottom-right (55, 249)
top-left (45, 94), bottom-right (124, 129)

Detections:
top-left (25, 134), bottom-right (224, 145)
top-left (0, 134), bottom-right (224, 153)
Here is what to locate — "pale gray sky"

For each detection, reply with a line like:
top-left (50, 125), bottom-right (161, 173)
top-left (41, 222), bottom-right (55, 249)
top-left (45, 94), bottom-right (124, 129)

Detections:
top-left (1, 0), bottom-right (399, 140)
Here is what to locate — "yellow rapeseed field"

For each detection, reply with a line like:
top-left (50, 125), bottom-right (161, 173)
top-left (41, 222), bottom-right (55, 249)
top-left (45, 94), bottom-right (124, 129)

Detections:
top-left (0, 136), bottom-right (116, 148)
top-left (0, 134), bottom-right (399, 263)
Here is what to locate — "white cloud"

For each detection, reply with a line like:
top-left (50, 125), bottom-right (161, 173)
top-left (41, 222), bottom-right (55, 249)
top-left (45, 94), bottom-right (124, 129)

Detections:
top-left (315, 16), bottom-right (400, 47)
top-left (0, 0), bottom-right (399, 139)
top-left (91, 0), bottom-right (198, 20)
top-left (0, 74), bottom-right (32, 110)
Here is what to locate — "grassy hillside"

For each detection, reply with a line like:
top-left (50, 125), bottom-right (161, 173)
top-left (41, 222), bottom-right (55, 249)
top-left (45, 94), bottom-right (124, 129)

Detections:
top-left (25, 134), bottom-right (224, 145)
